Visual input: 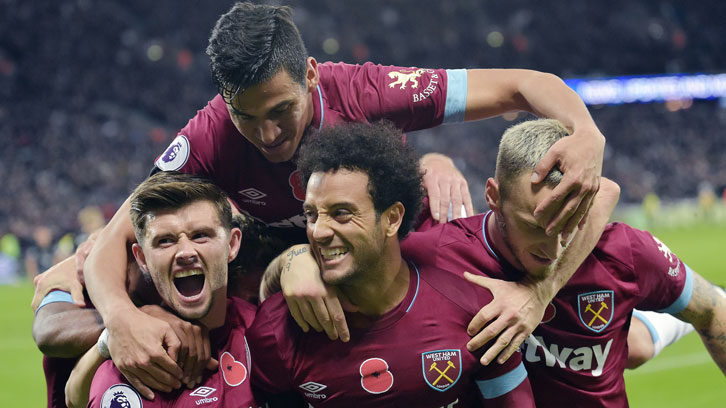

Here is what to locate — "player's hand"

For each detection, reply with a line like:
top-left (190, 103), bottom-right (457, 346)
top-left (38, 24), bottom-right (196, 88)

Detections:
top-left (139, 305), bottom-right (217, 389)
top-left (106, 308), bottom-right (184, 400)
top-left (31, 257), bottom-right (85, 312)
top-left (420, 153), bottom-right (474, 223)
top-left (463, 272), bottom-right (553, 365)
top-left (532, 126), bottom-right (604, 237)
top-left (280, 245), bottom-right (351, 342)
top-left (74, 230), bottom-right (100, 287)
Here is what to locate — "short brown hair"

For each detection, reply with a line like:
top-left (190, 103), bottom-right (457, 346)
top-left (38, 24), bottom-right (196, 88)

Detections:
top-left (495, 119), bottom-right (569, 201)
top-left (129, 172), bottom-right (232, 243)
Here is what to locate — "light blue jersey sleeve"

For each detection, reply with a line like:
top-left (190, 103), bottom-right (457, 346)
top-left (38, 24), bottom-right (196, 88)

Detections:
top-left (443, 69), bottom-right (467, 124)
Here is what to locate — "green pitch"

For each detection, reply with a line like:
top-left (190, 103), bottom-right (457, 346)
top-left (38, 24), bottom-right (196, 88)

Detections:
top-left (1, 223), bottom-right (723, 407)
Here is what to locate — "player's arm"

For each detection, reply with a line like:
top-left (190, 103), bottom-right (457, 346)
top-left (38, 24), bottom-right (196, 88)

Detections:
top-left (32, 297), bottom-right (103, 358)
top-left (465, 178), bottom-right (620, 364)
top-left (65, 343), bottom-right (107, 408)
top-left (260, 244), bottom-right (351, 342)
top-left (84, 195), bottom-right (183, 399)
top-left (675, 273), bottom-right (726, 375)
top-left (465, 68), bottom-right (605, 235)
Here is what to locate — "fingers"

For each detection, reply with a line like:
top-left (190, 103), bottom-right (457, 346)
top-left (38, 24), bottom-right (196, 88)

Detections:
top-left (296, 300), bottom-right (324, 333)
top-left (462, 182), bottom-right (475, 219)
top-left (124, 373), bottom-right (155, 400)
top-left (437, 183), bottom-right (451, 224)
top-left (159, 331), bottom-right (184, 380)
top-left (466, 307), bottom-right (504, 351)
top-left (543, 185), bottom-right (582, 236)
top-left (532, 145), bottom-right (560, 184)
top-left (69, 280), bottom-right (86, 307)
top-left (478, 326), bottom-right (513, 366)
top-left (309, 297), bottom-right (338, 341)
top-left (564, 190), bottom-right (595, 237)
top-left (288, 301), bottom-right (311, 333)
top-left (426, 180), bottom-right (442, 222)
top-left (497, 331), bottom-right (530, 364)
top-left (324, 294), bottom-right (350, 342)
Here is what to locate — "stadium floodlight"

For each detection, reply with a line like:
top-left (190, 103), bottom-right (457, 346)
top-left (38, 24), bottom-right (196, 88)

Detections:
top-left (565, 73), bottom-right (726, 105)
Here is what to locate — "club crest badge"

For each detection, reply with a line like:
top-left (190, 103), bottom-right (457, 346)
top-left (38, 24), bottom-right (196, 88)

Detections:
top-left (578, 290), bottom-right (614, 333)
top-left (155, 134), bottom-right (190, 171)
top-left (101, 384), bottom-right (143, 408)
top-left (421, 349), bottom-right (462, 392)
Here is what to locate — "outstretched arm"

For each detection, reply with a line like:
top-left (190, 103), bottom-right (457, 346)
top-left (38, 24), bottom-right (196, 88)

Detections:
top-left (84, 196), bottom-right (182, 399)
top-left (465, 69), bottom-right (605, 235)
top-left (465, 178), bottom-right (620, 365)
top-left (676, 274), bottom-right (726, 375)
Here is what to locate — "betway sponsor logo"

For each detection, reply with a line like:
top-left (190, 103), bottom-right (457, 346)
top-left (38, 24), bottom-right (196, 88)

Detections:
top-left (522, 335), bottom-right (613, 377)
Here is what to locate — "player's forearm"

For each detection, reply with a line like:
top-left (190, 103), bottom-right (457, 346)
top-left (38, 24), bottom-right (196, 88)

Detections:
top-left (65, 345), bottom-right (107, 408)
top-left (84, 197), bottom-right (138, 324)
top-left (543, 178), bottom-right (620, 293)
top-left (260, 244), bottom-right (310, 301)
top-left (33, 303), bottom-right (104, 358)
top-left (678, 274), bottom-right (726, 375)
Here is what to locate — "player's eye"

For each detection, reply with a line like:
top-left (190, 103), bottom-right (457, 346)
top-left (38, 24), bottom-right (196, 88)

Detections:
top-left (192, 232), bottom-right (209, 241)
top-left (333, 209), bottom-right (353, 222)
top-left (304, 209), bottom-right (318, 223)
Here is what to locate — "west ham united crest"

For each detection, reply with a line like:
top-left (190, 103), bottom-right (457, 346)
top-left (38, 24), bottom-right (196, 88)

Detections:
top-left (422, 349), bottom-right (462, 392)
top-left (578, 290), bottom-right (614, 333)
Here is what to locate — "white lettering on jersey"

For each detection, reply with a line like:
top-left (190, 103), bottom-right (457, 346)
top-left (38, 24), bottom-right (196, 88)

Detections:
top-left (522, 335), bottom-right (613, 377)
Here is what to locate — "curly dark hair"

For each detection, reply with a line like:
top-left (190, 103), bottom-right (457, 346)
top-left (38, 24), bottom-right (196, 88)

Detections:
top-left (296, 121), bottom-right (424, 238)
top-left (207, 2), bottom-right (308, 103)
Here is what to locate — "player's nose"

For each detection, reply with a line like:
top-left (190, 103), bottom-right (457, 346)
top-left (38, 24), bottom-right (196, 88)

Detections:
top-left (257, 119), bottom-right (282, 144)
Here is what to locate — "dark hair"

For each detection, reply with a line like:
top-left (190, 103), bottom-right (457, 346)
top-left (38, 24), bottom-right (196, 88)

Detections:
top-left (296, 121), bottom-right (424, 238)
top-left (207, 2), bottom-right (308, 103)
top-left (129, 171), bottom-right (232, 243)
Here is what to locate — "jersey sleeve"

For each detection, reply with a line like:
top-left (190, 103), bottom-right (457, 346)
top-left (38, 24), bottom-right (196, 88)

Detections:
top-left (320, 62), bottom-right (467, 131)
top-left (153, 95), bottom-right (230, 179)
top-left (474, 357), bottom-right (534, 406)
top-left (626, 227), bottom-right (693, 314)
top-left (246, 294), bottom-right (296, 394)
top-left (87, 361), bottom-right (154, 408)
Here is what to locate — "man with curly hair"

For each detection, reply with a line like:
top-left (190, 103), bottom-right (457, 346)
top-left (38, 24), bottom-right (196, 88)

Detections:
top-left (247, 121), bottom-right (535, 406)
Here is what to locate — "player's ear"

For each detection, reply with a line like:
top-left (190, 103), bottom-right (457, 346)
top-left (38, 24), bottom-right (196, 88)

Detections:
top-left (382, 202), bottom-right (405, 238)
top-left (305, 57), bottom-right (319, 92)
top-left (227, 227), bottom-right (242, 263)
top-left (485, 177), bottom-right (502, 213)
top-left (131, 243), bottom-right (149, 274)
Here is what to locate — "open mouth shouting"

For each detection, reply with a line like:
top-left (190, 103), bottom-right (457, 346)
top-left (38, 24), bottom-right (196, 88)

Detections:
top-left (173, 267), bottom-right (206, 302)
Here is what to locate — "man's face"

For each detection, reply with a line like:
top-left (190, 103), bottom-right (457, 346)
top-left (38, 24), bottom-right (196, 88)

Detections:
top-left (133, 201), bottom-right (239, 321)
top-left (303, 170), bottom-right (387, 286)
top-left (226, 67), bottom-right (315, 163)
top-left (497, 175), bottom-right (565, 278)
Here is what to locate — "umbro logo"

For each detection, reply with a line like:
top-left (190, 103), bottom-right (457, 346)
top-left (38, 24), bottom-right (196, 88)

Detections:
top-left (299, 381), bottom-right (327, 393)
top-left (238, 188), bottom-right (267, 200)
top-left (190, 386), bottom-right (216, 397)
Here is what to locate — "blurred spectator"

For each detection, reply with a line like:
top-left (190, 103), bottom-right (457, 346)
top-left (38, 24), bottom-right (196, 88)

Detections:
top-left (1, 0), bottom-right (724, 277)
top-left (0, 233), bottom-right (21, 284)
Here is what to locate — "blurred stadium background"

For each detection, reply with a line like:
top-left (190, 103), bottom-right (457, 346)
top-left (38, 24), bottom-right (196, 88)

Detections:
top-left (0, 0), bottom-right (724, 406)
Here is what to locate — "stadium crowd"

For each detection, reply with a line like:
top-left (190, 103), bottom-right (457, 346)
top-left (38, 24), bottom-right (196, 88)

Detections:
top-left (1, 0), bottom-right (725, 280)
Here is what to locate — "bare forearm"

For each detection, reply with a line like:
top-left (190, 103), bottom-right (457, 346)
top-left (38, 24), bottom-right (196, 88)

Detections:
top-left (65, 346), bottom-right (106, 408)
top-left (33, 304), bottom-right (104, 358)
top-left (546, 178), bottom-right (620, 291)
top-left (85, 197), bottom-right (137, 323)
top-left (678, 274), bottom-right (726, 375)
top-left (260, 244), bottom-right (310, 301)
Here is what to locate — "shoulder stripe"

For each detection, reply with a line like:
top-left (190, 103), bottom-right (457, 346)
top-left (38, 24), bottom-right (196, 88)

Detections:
top-left (443, 69), bottom-right (467, 124)
top-left (35, 290), bottom-right (74, 315)
top-left (317, 84), bottom-right (324, 132)
top-left (405, 262), bottom-right (421, 313)
top-left (476, 361), bottom-right (528, 399)
top-left (658, 263), bottom-right (694, 315)
top-left (481, 211), bottom-right (499, 261)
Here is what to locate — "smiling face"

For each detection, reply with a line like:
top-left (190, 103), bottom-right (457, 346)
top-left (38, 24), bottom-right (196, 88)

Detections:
top-left (303, 170), bottom-right (391, 286)
top-left (132, 200), bottom-right (241, 322)
top-left (225, 61), bottom-right (318, 163)
top-left (487, 175), bottom-right (565, 278)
